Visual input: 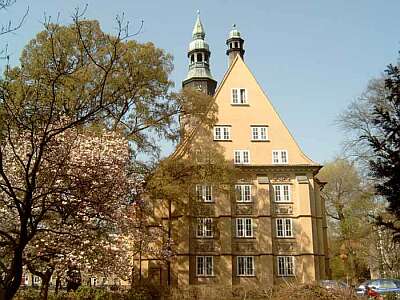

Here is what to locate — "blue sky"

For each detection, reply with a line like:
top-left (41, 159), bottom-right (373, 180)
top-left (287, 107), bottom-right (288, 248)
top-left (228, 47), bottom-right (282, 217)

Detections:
top-left (2, 0), bottom-right (400, 164)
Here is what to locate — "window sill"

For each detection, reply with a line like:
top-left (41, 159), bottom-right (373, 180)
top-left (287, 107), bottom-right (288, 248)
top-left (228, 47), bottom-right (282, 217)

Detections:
top-left (213, 139), bottom-right (232, 142)
top-left (196, 236), bottom-right (214, 239)
top-left (276, 236), bottom-right (295, 239)
top-left (235, 236), bottom-right (256, 239)
top-left (274, 201), bottom-right (293, 204)
top-left (236, 201), bottom-right (253, 204)
top-left (251, 139), bottom-right (270, 142)
top-left (196, 275), bottom-right (216, 278)
top-left (236, 274), bottom-right (256, 277)
top-left (231, 103), bottom-right (249, 106)
top-left (277, 274), bottom-right (295, 277)
top-left (234, 163), bottom-right (251, 165)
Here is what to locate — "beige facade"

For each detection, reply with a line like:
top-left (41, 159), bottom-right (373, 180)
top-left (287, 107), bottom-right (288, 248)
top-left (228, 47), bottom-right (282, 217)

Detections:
top-left (138, 15), bottom-right (329, 288)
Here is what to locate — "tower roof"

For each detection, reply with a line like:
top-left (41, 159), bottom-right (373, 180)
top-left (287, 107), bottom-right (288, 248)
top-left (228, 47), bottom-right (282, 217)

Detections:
top-left (229, 24), bottom-right (241, 39)
top-left (192, 10), bottom-right (205, 40)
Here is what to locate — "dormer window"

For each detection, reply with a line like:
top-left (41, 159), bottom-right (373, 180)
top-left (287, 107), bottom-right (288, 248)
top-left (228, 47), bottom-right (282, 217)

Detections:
top-left (232, 88), bottom-right (247, 105)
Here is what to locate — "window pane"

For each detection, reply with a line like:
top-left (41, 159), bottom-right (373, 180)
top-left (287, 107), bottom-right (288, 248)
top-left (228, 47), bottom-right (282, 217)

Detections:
top-left (223, 127), bottom-right (230, 140)
top-left (260, 127), bottom-right (266, 140)
top-left (274, 185), bottom-right (281, 201)
top-left (273, 151), bottom-right (279, 163)
top-left (197, 257), bottom-right (204, 275)
top-left (196, 185), bottom-right (202, 201)
top-left (245, 219), bottom-right (252, 237)
top-left (238, 257), bottom-right (244, 275)
top-left (283, 185), bottom-right (290, 201)
top-left (244, 185), bottom-right (251, 202)
top-left (232, 89), bottom-right (238, 103)
top-left (252, 127), bottom-right (258, 140)
top-left (277, 219), bottom-right (283, 237)
top-left (240, 89), bottom-right (246, 103)
top-left (237, 219), bottom-right (243, 237)
top-left (281, 151), bottom-right (287, 163)
top-left (234, 151), bottom-right (241, 164)
top-left (246, 257), bottom-right (254, 275)
top-left (204, 185), bottom-right (212, 202)
top-left (215, 127), bottom-right (221, 140)
top-left (285, 219), bottom-right (292, 236)
top-left (206, 257), bottom-right (213, 275)
top-left (205, 218), bottom-right (213, 237)
top-left (243, 151), bottom-right (249, 163)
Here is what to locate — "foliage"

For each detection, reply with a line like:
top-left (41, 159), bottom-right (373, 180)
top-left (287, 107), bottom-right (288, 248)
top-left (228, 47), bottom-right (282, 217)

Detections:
top-left (317, 158), bottom-right (374, 282)
top-left (366, 64), bottom-right (400, 240)
top-left (339, 55), bottom-right (400, 240)
top-left (0, 13), bottom-right (212, 298)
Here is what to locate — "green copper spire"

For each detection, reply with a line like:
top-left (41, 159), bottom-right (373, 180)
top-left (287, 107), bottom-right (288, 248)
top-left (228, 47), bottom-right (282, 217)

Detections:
top-left (192, 10), bottom-right (205, 40)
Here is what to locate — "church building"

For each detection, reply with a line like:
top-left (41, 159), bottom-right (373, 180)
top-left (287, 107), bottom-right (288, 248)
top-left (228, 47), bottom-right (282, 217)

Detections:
top-left (145, 13), bottom-right (329, 287)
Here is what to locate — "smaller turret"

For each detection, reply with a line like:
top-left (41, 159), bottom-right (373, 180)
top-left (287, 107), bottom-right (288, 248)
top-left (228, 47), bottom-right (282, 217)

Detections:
top-left (226, 24), bottom-right (245, 66)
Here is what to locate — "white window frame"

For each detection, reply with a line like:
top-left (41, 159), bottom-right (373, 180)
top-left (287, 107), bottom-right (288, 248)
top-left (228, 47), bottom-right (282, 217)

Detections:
top-left (237, 256), bottom-right (255, 276)
top-left (214, 126), bottom-right (231, 141)
top-left (276, 218), bottom-right (293, 237)
top-left (196, 256), bottom-right (214, 276)
top-left (272, 150), bottom-right (288, 164)
top-left (251, 126), bottom-right (268, 141)
top-left (233, 150), bottom-right (250, 164)
top-left (273, 184), bottom-right (291, 202)
top-left (277, 256), bottom-right (295, 276)
top-left (196, 218), bottom-right (213, 238)
top-left (236, 218), bottom-right (253, 238)
top-left (231, 88), bottom-right (248, 104)
top-left (235, 184), bottom-right (252, 202)
top-left (196, 184), bottom-right (213, 202)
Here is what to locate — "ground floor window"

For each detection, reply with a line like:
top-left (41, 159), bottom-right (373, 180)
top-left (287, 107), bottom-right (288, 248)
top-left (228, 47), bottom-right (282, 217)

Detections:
top-left (196, 256), bottom-right (213, 276)
top-left (237, 256), bottom-right (255, 276)
top-left (277, 256), bottom-right (295, 276)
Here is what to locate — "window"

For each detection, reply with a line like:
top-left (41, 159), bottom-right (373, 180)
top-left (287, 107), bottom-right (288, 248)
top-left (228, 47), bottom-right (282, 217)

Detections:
top-left (251, 126), bottom-right (268, 141)
top-left (277, 256), bottom-right (295, 276)
top-left (234, 150), bottom-right (250, 164)
top-left (196, 185), bottom-right (213, 202)
top-left (197, 218), bottom-right (213, 238)
top-left (236, 218), bottom-right (253, 237)
top-left (231, 88), bottom-right (247, 104)
top-left (273, 185), bottom-right (291, 202)
top-left (196, 256), bottom-right (213, 276)
top-left (276, 218), bottom-right (293, 237)
top-left (214, 126), bottom-right (231, 141)
top-left (272, 150), bottom-right (288, 164)
top-left (235, 185), bottom-right (252, 202)
top-left (237, 256), bottom-right (254, 276)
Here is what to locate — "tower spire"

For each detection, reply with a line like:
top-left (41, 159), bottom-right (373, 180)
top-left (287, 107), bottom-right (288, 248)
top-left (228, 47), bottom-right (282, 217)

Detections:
top-left (226, 24), bottom-right (245, 66)
top-left (182, 11), bottom-right (217, 96)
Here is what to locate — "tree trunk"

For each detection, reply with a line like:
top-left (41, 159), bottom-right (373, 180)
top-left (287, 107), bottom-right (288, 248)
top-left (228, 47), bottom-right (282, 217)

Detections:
top-left (55, 276), bottom-right (61, 294)
top-left (39, 270), bottom-right (53, 300)
top-left (3, 245), bottom-right (25, 300)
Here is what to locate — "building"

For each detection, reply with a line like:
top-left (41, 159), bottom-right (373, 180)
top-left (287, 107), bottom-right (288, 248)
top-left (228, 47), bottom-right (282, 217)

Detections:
top-left (139, 13), bottom-right (329, 288)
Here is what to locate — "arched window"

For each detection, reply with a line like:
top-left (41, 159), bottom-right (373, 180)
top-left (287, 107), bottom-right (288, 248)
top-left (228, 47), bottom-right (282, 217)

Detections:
top-left (197, 53), bottom-right (203, 62)
top-left (235, 41), bottom-right (239, 48)
top-left (191, 54), bottom-right (194, 63)
top-left (204, 53), bottom-right (209, 63)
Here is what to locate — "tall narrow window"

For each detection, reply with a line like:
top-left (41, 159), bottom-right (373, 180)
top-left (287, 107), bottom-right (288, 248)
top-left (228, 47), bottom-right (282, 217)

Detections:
top-left (235, 185), bottom-right (252, 202)
top-left (232, 89), bottom-right (238, 104)
top-left (272, 150), bottom-right (288, 164)
top-left (196, 256), bottom-right (214, 276)
top-left (273, 185), bottom-right (291, 202)
top-left (276, 218), bottom-right (293, 237)
top-left (234, 150), bottom-right (250, 164)
top-left (196, 185), bottom-right (213, 202)
top-left (237, 256), bottom-right (255, 276)
top-left (197, 218), bottom-right (213, 238)
top-left (236, 218), bottom-right (253, 237)
top-left (277, 256), bottom-right (295, 276)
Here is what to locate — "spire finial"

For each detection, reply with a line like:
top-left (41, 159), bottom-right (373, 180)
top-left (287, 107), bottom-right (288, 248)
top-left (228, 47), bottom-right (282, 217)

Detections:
top-left (232, 23), bottom-right (236, 29)
top-left (192, 10), bottom-right (205, 39)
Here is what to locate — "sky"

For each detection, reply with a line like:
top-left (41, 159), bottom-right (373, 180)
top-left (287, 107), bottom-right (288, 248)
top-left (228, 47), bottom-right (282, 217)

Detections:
top-left (2, 0), bottom-right (400, 164)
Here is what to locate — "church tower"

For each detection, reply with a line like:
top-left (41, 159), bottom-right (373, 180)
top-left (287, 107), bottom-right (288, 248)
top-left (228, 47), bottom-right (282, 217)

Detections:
top-left (226, 24), bottom-right (245, 66)
top-left (182, 11), bottom-right (217, 96)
